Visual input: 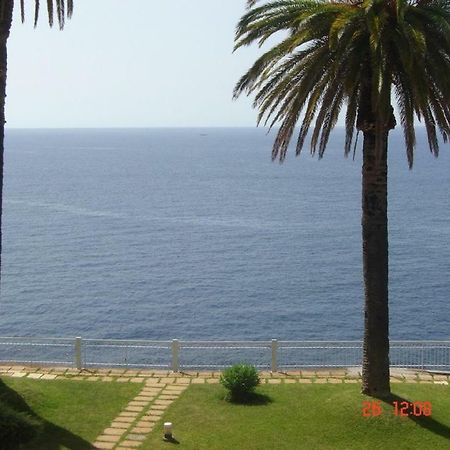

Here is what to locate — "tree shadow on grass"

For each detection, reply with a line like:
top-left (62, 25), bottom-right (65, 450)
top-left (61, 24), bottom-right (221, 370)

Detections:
top-left (379, 393), bottom-right (450, 441)
top-left (227, 391), bottom-right (273, 406)
top-left (0, 379), bottom-right (93, 450)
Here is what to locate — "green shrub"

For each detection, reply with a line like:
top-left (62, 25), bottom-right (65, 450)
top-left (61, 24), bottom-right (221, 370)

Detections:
top-left (220, 364), bottom-right (260, 401)
top-left (0, 400), bottom-right (41, 450)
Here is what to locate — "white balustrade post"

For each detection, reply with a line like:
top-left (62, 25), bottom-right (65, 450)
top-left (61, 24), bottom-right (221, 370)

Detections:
top-left (172, 339), bottom-right (180, 372)
top-left (421, 344), bottom-right (425, 370)
top-left (75, 337), bottom-right (82, 370)
top-left (271, 339), bottom-right (278, 373)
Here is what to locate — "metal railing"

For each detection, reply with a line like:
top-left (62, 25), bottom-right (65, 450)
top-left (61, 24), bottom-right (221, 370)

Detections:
top-left (0, 337), bottom-right (449, 372)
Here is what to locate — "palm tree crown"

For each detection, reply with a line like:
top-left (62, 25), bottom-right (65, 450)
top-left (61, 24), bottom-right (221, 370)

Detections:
top-left (234, 0), bottom-right (450, 167)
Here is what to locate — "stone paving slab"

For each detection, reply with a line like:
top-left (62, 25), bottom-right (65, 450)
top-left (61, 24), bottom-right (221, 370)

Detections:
top-left (130, 377), bottom-right (145, 383)
top-left (10, 372), bottom-right (27, 378)
top-left (128, 400), bottom-right (149, 406)
top-left (118, 412), bottom-right (139, 418)
top-left (433, 374), bottom-right (449, 381)
top-left (142, 386), bottom-right (163, 391)
top-left (104, 427), bottom-right (128, 435)
top-left (137, 418), bottom-right (159, 426)
top-left (154, 399), bottom-right (173, 405)
top-left (41, 374), bottom-right (58, 380)
top-left (27, 373), bottom-right (42, 379)
top-left (125, 405), bottom-right (145, 413)
top-left (126, 433), bottom-right (146, 441)
top-left (114, 416), bottom-right (135, 424)
top-left (109, 369), bottom-right (127, 375)
top-left (159, 394), bottom-right (178, 400)
top-left (119, 441), bottom-right (140, 448)
top-left (145, 379), bottom-right (163, 386)
top-left (146, 409), bottom-right (164, 416)
top-left (93, 442), bottom-right (115, 449)
top-left (150, 404), bottom-right (168, 411)
top-left (96, 434), bottom-right (121, 443)
top-left (159, 377), bottom-right (176, 384)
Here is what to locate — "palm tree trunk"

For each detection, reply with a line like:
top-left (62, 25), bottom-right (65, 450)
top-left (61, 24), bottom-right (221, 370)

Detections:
top-left (0, 0), bottom-right (14, 286)
top-left (361, 129), bottom-right (390, 397)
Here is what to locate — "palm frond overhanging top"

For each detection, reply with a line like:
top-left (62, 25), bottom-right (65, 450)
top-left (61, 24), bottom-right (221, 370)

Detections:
top-left (18, 0), bottom-right (73, 29)
top-left (234, 0), bottom-right (450, 167)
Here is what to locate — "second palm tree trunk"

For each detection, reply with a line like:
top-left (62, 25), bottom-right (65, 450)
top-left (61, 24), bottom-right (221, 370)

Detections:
top-left (0, 0), bottom-right (14, 286)
top-left (361, 130), bottom-right (390, 397)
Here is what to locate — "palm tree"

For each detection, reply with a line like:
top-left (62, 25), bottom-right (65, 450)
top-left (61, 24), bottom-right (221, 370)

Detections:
top-left (234, 0), bottom-right (450, 397)
top-left (0, 1), bottom-right (73, 283)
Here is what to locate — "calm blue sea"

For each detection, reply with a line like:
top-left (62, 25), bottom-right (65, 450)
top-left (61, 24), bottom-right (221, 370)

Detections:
top-left (0, 128), bottom-right (448, 341)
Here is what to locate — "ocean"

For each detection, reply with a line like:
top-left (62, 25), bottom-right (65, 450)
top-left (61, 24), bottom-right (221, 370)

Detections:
top-left (0, 128), bottom-right (448, 341)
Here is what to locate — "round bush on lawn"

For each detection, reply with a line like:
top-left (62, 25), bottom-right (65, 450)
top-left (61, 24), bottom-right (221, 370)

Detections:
top-left (220, 364), bottom-right (260, 400)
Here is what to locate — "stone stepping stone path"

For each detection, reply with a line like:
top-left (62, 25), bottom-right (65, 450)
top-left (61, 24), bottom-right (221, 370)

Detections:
top-left (93, 383), bottom-right (187, 450)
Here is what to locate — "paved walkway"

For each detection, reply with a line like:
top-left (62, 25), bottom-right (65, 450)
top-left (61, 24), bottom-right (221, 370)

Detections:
top-left (2, 365), bottom-right (448, 385)
top-left (1, 365), bottom-right (448, 450)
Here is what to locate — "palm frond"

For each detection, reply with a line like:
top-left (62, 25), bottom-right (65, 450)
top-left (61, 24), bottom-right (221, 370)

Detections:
top-left (34, 0), bottom-right (39, 27)
top-left (47, 0), bottom-right (54, 26)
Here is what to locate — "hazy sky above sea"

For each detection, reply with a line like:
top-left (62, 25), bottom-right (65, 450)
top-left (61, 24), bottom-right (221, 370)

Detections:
top-left (6, 0), bottom-right (277, 128)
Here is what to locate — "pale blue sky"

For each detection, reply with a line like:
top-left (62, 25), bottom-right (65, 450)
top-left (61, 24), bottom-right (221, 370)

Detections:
top-left (6, 1), bottom-right (269, 128)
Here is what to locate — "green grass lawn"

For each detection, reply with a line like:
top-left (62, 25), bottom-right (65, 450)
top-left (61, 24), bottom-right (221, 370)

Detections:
top-left (0, 377), bottom-right (141, 449)
top-left (142, 383), bottom-right (450, 450)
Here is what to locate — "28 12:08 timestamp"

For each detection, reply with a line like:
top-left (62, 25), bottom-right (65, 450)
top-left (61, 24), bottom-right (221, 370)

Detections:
top-left (362, 401), bottom-right (432, 417)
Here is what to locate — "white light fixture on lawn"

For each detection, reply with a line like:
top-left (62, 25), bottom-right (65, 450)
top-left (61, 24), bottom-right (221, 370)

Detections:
top-left (163, 422), bottom-right (173, 441)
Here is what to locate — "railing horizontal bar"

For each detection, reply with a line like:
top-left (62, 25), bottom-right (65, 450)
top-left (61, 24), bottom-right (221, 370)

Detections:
top-left (180, 344), bottom-right (270, 348)
top-left (85, 362), bottom-right (170, 368)
top-left (0, 343), bottom-right (72, 347)
top-left (84, 345), bottom-right (170, 349)
top-left (181, 346), bottom-right (269, 350)
top-left (0, 337), bottom-right (75, 342)
top-left (83, 339), bottom-right (172, 345)
top-left (0, 359), bottom-right (73, 365)
top-left (391, 364), bottom-right (448, 367)
top-left (279, 346), bottom-right (362, 350)
top-left (280, 364), bottom-right (356, 367)
top-left (180, 364), bottom-right (269, 368)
